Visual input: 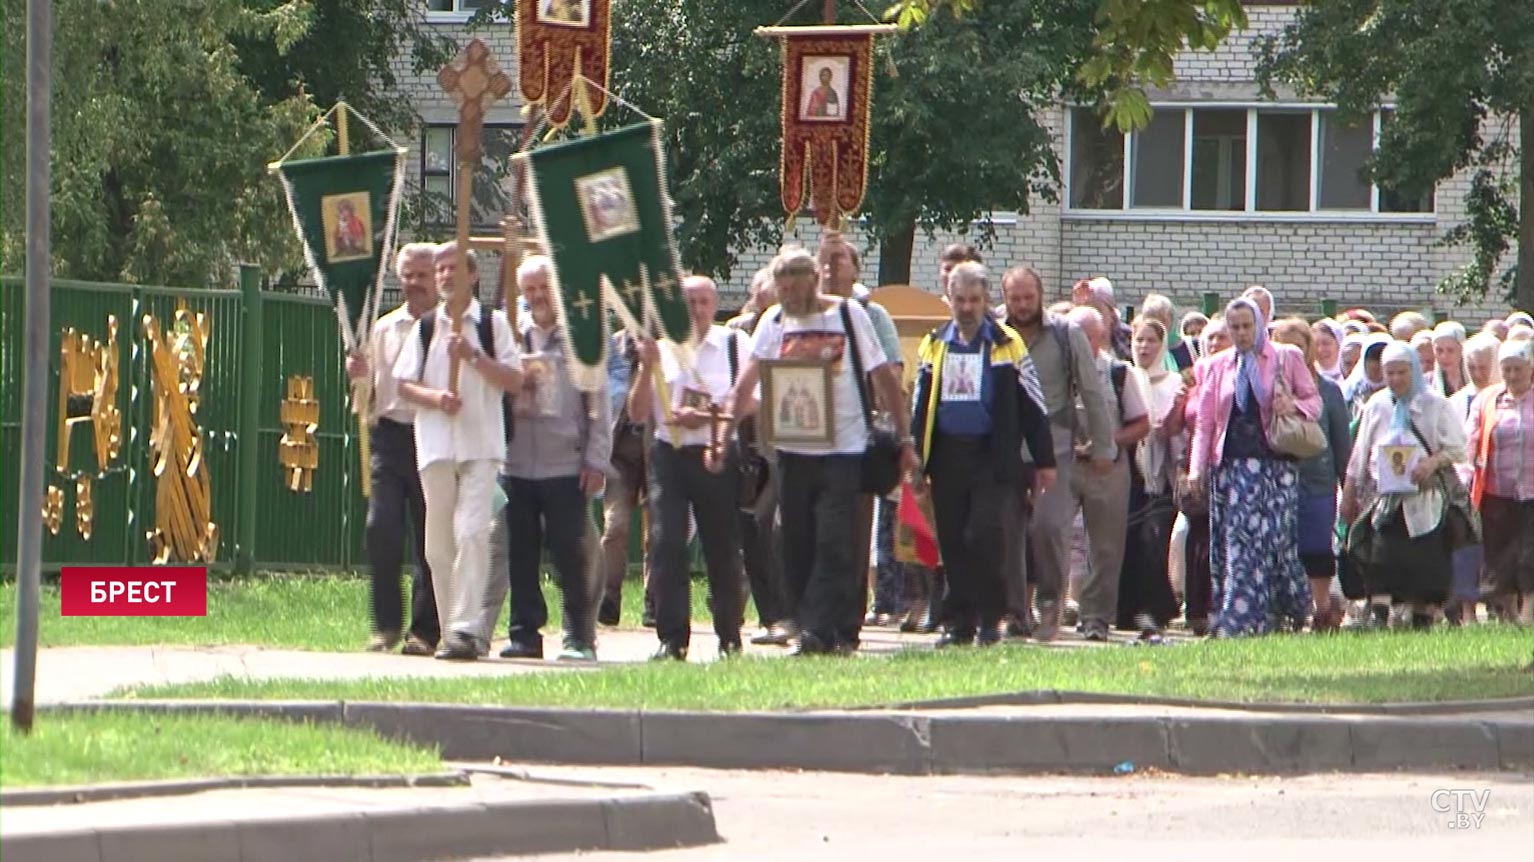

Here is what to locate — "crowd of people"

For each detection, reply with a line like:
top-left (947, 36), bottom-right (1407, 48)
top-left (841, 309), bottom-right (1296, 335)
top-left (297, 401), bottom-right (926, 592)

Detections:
top-left (351, 236), bottom-right (1534, 662)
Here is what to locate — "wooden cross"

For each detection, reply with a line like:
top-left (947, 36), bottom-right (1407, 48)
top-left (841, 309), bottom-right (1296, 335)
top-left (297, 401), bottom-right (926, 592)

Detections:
top-left (438, 39), bottom-right (513, 392)
top-left (702, 402), bottom-right (734, 474)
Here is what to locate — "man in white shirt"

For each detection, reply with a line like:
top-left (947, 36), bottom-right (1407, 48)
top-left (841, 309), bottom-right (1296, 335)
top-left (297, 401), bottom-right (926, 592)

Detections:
top-left (629, 276), bottom-right (750, 660)
top-left (347, 242), bottom-right (440, 656)
top-left (724, 249), bottom-right (918, 656)
top-left (393, 242), bottom-right (523, 660)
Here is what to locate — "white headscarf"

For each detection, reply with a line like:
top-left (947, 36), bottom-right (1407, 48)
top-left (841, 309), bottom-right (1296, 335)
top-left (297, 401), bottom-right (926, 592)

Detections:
top-left (1343, 333), bottom-right (1394, 407)
top-left (1314, 318), bottom-right (1346, 381)
top-left (1132, 321), bottom-right (1181, 493)
top-left (1428, 322), bottom-right (1469, 396)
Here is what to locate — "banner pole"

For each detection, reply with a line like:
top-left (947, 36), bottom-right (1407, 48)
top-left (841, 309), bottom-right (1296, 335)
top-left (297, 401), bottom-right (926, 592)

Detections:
top-left (337, 104), bottom-right (375, 498)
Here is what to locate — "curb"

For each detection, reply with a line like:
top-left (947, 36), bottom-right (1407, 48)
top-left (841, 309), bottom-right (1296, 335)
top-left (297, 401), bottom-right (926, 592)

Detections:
top-left (0, 790), bottom-right (719, 862)
top-left (43, 699), bottom-right (1534, 776)
top-left (0, 772), bottom-right (468, 807)
top-left (853, 691), bottom-right (1534, 716)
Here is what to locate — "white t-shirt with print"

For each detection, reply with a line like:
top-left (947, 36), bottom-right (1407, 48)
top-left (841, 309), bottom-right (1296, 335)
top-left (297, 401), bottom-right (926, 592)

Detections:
top-left (751, 298), bottom-right (887, 456)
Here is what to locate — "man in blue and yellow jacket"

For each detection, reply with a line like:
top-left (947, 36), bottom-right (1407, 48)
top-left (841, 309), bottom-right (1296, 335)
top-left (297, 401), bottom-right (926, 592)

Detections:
top-left (910, 262), bottom-right (1056, 646)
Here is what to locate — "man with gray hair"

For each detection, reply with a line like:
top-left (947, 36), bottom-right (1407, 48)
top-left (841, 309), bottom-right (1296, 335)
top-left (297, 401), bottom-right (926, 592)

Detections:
top-left (348, 242), bottom-right (441, 655)
top-left (724, 249), bottom-right (918, 655)
top-left (911, 262), bottom-right (1055, 645)
top-left (1056, 303), bottom-right (1148, 640)
top-left (630, 275), bottom-right (750, 660)
top-left (484, 254), bottom-right (610, 661)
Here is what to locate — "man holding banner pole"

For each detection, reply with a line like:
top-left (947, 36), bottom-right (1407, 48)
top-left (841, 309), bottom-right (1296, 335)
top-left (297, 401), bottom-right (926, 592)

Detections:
top-left (394, 243), bottom-right (523, 661)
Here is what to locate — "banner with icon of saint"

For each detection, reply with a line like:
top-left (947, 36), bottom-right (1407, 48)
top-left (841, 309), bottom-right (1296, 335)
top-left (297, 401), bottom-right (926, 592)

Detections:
top-left (517, 0), bottom-right (611, 127)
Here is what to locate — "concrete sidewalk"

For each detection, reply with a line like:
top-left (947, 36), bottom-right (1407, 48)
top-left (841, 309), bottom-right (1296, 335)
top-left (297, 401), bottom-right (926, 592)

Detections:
top-left (0, 771), bottom-right (718, 862)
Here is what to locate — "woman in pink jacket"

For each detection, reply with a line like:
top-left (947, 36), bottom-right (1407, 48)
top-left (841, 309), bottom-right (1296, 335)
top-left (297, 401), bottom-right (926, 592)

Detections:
top-left (1186, 298), bottom-right (1322, 636)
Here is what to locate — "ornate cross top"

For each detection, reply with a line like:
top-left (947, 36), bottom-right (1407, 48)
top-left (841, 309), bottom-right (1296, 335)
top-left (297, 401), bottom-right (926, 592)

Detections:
top-left (437, 39), bottom-right (513, 161)
top-left (437, 39), bottom-right (512, 393)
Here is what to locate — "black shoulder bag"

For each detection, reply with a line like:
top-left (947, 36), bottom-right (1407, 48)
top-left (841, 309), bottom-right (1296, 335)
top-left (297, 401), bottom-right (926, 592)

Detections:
top-left (841, 300), bottom-right (902, 496)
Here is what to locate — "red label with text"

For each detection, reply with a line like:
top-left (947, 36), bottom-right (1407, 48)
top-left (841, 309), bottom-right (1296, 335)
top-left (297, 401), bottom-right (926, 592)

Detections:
top-left (60, 567), bottom-right (208, 616)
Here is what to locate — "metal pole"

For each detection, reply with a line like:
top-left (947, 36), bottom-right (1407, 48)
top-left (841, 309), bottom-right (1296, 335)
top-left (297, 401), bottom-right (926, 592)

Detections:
top-left (235, 264), bottom-right (263, 574)
top-left (12, 0), bottom-right (52, 734)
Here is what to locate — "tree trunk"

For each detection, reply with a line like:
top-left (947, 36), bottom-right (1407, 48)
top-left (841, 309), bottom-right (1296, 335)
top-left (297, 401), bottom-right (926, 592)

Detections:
top-left (876, 219), bottom-right (916, 287)
top-left (1518, 108), bottom-right (1533, 312)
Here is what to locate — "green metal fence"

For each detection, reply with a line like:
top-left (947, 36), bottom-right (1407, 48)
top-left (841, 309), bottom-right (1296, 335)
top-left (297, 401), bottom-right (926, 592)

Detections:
top-left (0, 269), bottom-right (367, 572)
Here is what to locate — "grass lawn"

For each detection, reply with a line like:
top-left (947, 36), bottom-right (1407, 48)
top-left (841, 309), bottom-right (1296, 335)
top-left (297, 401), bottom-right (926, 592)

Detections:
top-left (0, 712), bottom-right (441, 787)
top-left (0, 569), bottom-right (700, 651)
top-left (118, 626), bottom-right (1534, 710)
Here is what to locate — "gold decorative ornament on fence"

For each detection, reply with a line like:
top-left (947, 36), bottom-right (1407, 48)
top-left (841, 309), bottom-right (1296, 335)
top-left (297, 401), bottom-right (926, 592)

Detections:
top-left (51, 315), bottom-right (124, 542)
top-left (279, 375), bottom-right (320, 493)
top-left (43, 485), bottom-right (63, 536)
top-left (144, 306), bottom-right (219, 564)
top-left (75, 475), bottom-right (94, 540)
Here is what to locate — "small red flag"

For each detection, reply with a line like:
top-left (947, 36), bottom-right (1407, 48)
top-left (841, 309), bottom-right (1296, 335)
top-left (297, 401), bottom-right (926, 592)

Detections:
top-left (897, 481), bottom-right (941, 569)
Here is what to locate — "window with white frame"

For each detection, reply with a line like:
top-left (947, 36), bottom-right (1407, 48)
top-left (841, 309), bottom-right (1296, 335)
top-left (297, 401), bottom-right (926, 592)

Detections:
top-left (426, 0), bottom-right (489, 14)
top-left (1067, 105), bottom-right (1434, 216)
top-left (420, 124), bottom-right (523, 228)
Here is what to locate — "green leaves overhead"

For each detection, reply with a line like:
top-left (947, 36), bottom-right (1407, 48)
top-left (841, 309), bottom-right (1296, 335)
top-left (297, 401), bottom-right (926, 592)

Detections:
top-left (1256, 0), bottom-right (1533, 308)
top-left (0, 0), bottom-right (453, 287)
top-left (887, 0), bottom-right (1247, 133)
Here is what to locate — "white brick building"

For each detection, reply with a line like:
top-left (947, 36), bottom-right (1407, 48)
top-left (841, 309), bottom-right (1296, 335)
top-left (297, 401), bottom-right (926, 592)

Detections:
top-left (399, 2), bottom-right (1515, 320)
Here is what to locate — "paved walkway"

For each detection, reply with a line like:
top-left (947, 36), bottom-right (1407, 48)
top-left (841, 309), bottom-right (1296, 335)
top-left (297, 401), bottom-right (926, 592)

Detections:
top-left (0, 623), bottom-right (1168, 705)
top-left (496, 766), bottom-right (1534, 862)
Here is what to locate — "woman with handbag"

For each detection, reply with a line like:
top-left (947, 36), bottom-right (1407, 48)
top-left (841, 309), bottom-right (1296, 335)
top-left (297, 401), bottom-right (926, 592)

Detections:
top-left (1466, 339), bottom-right (1534, 625)
top-left (1270, 318), bottom-right (1353, 630)
top-left (1187, 299), bottom-right (1322, 636)
top-left (1340, 342), bottom-right (1469, 629)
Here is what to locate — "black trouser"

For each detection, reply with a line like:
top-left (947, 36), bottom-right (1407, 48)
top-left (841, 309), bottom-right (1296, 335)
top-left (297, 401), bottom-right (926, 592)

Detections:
top-left (648, 441), bottom-right (744, 648)
top-left (367, 418), bottom-right (438, 644)
top-left (504, 474), bottom-right (591, 646)
top-left (928, 435), bottom-right (1007, 634)
top-left (739, 454), bottom-right (785, 627)
top-left (777, 452), bottom-right (863, 646)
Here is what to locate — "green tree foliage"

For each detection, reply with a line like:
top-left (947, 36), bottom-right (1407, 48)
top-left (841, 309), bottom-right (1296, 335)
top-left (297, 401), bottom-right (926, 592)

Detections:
top-left (887, 0), bottom-right (1247, 131)
top-left (1255, 0), bottom-right (1532, 309)
top-left (0, 0), bottom-right (451, 287)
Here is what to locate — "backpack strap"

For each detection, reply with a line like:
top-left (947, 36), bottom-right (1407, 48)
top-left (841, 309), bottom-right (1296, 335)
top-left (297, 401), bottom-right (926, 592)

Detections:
top-left (727, 330), bottom-right (739, 387)
top-left (840, 299), bottom-right (875, 432)
top-left (415, 310), bottom-right (437, 382)
top-left (479, 310), bottom-right (495, 358)
top-left (1110, 360), bottom-right (1128, 422)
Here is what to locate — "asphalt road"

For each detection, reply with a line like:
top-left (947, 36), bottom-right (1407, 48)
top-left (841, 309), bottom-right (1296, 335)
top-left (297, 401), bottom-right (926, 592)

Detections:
top-left (480, 767), bottom-right (1534, 861)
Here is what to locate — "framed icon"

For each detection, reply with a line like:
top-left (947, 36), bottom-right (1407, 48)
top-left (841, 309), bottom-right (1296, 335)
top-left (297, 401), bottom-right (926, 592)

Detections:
top-left (798, 55), bottom-right (851, 123)
top-left (679, 386), bottom-right (715, 414)
top-left (760, 359), bottom-right (835, 446)
top-left (536, 0), bottom-right (589, 27)
top-left (320, 192), bottom-right (373, 263)
top-left (574, 167), bottom-right (641, 243)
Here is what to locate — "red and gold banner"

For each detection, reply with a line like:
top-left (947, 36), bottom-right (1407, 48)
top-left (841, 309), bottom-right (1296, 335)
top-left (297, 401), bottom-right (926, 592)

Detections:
top-left (517, 0), bottom-right (611, 128)
top-left (770, 28), bottom-right (880, 228)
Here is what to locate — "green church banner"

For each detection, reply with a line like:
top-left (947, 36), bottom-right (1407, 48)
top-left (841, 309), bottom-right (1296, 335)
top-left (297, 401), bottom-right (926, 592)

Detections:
top-left (275, 149), bottom-right (406, 348)
top-left (519, 121), bottom-right (692, 391)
